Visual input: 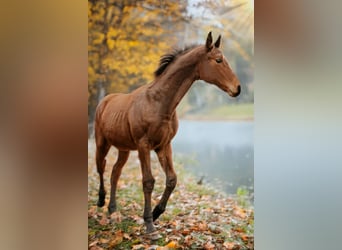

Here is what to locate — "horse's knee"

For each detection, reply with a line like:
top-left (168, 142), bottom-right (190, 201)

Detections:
top-left (166, 176), bottom-right (177, 190)
top-left (143, 178), bottom-right (155, 193)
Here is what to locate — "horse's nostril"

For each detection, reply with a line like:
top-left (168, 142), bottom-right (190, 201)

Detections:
top-left (236, 85), bottom-right (241, 95)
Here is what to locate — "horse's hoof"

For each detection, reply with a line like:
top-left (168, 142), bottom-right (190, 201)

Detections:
top-left (97, 191), bottom-right (106, 207)
top-left (108, 205), bottom-right (117, 215)
top-left (145, 223), bottom-right (156, 235)
top-left (146, 231), bottom-right (162, 240)
top-left (97, 200), bottom-right (105, 207)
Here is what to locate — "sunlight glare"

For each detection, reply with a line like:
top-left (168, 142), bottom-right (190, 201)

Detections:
top-left (247, 0), bottom-right (254, 10)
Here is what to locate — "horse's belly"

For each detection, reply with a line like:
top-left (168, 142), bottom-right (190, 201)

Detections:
top-left (102, 112), bottom-right (137, 150)
top-left (103, 128), bottom-right (134, 150)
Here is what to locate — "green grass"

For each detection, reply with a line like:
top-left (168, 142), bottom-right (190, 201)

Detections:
top-left (210, 103), bottom-right (254, 120)
top-left (186, 181), bottom-right (218, 197)
top-left (88, 217), bottom-right (112, 237)
top-left (114, 218), bottom-right (139, 233)
top-left (181, 103), bottom-right (254, 120)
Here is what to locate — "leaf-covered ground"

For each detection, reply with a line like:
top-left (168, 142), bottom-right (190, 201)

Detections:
top-left (88, 140), bottom-right (254, 250)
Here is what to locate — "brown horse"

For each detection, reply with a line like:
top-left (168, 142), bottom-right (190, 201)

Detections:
top-left (94, 32), bottom-right (240, 234)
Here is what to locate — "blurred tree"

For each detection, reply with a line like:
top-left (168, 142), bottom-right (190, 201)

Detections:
top-left (183, 0), bottom-right (254, 108)
top-left (88, 0), bottom-right (188, 131)
top-left (88, 0), bottom-right (254, 135)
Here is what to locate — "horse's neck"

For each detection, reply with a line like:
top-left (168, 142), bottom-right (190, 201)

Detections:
top-left (148, 61), bottom-right (198, 117)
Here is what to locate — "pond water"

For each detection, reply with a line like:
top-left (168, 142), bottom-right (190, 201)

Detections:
top-left (172, 120), bottom-right (254, 195)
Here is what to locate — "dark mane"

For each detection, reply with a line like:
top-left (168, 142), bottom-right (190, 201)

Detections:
top-left (154, 45), bottom-right (198, 77)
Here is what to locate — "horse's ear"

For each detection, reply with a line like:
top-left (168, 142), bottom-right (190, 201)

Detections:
top-left (214, 35), bottom-right (221, 48)
top-left (206, 31), bottom-right (213, 51)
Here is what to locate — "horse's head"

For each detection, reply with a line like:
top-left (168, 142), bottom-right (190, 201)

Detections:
top-left (198, 32), bottom-right (241, 97)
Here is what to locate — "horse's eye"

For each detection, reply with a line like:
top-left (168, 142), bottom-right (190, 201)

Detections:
top-left (215, 58), bottom-right (223, 63)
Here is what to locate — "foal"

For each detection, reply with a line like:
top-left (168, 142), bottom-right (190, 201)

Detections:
top-left (94, 32), bottom-right (240, 233)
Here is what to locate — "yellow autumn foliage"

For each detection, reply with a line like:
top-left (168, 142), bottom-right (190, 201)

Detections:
top-left (88, 0), bottom-right (186, 121)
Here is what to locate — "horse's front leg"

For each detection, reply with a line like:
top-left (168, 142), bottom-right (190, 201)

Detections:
top-left (138, 142), bottom-right (156, 234)
top-left (153, 143), bottom-right (177, 221)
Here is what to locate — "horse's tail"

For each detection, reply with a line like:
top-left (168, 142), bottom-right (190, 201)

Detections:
top-left (94, 94), bottom-right (118, 135)
top-left (95, 93), bottom-right (115, 122)
top-left (95, 98), bottom-right (106, 124)
top-left (94, 96), bottom-right (109, 146)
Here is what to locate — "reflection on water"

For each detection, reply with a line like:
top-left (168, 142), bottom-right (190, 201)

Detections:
top-left (172, 120), bottom-right (253, 195)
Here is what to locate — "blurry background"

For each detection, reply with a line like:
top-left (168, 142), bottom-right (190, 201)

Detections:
top-left (2, 0), bottom-right (341, 249)
top-left (88, 0), bottom-right (254, 195)
top-left (88, 0), bottom-right (254, 128)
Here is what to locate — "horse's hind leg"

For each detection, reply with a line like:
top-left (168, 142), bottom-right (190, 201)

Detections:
top-left (95, 138), bottom-right (110, 207)
top-left (108, 150), bottom-right (130, 214)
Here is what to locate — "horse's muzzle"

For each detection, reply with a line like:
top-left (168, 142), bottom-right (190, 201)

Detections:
top-left (234, 85), bottom-right (241, 97)
top-left (228, 85), bottom-right (240, 97)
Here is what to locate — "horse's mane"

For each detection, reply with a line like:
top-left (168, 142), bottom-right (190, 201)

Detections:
top-left (154, 44), bottom-right (198, 77)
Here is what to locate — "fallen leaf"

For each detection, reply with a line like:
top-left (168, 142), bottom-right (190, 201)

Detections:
top-left (89, 246), bottom-right (103, 250)
top-left (240, 234), bottom-right (249, 242)
top-left (208, 223), bottom-right (221, 234)
top-left (88, 206), bottom-right (97, 218)
top-left (156, 247), bottom-right (167, 250)
top-left (99, 216), bottom-right (109, 226)
top-left (170, 220), bottom-right (178, 226)
top-left (89, 240), bottom-right (98, 247)
top-left (192, 222), bottom-right (208, 231)
top-left (99, 238), bottom-right (109, 244)
top-left (233, 207), bottom-right (246, 219)
top-left (234, 227), bottom-right (244, 233)
top-left (110, 211), bottom-right (122, 223)
top-left (123, 233), bottom-right (132, 240)
top-left (132, 244), bottom-right (145, 250)
top-left (204, 241), bottom-right (215, 250)
top-left (223, 241), bottom-right (240, 250)
top-left (109, 230), bottom-right (123, 247)
top-left (181, 228), bottom-right (190, 235)
top-left (165, 240), bottom-right (178, 248)
top-left (184, 235), bottom-right (192, 246)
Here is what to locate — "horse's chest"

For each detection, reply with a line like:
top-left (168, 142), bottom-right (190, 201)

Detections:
top-left (149, 121), bottom-right (176, 147)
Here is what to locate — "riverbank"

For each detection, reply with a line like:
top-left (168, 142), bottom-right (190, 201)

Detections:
top-left (179, 103), bottom-right (254, 121)
top-left (88, 141), bottom-right (254, 249)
